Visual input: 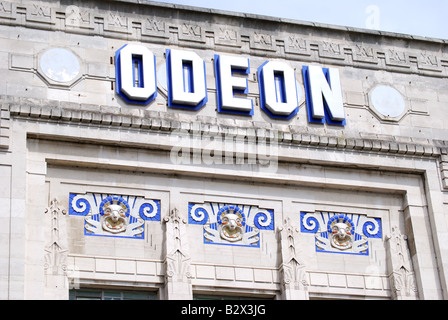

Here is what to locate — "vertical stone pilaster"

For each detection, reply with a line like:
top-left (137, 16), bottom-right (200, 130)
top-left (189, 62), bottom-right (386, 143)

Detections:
top-left (162, 208), bottom-right (193, 300)
top-left (278, 218), bottom-right (309, 300)
top-left (44, 198), bottom-right (69, 300)
top-left (386, 226), bottom-right (419, 300)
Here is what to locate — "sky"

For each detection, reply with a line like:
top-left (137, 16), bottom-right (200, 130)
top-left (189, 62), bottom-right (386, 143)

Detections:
top-left (150, 0), bottom-right (448, 40)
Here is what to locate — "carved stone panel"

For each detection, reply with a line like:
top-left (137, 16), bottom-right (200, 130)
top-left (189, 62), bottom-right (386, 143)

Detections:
top-left (284, 36), bottom-right (311, 56)
top-left (386, 226), bottom-right (419, 300)
top-left (164, 208), bottom-right (192, 281)
top-left (104, 12), bottom-right (132, 35)
top-left (352, 44), bottom-right (378, 65)
top-left (0, 1), bottom-right (16, 22)
top-left (45, 199), bottom-right (68, 275)
top-left (301, 211), bottom-right (382, 256)
top-left (65, 5), bottom-right (94, 30)
top-left (26, 4), bottom-right (56, 25)
top-left (385, 49), bottom-right (410, 68)
top-left (215, 27), bottom-right (241, 47)
top-left (318, 41), bottom-right (346, 61)
top-left (189, 202), bottom-right (274, 248)
top-left (163, 208), bottom-right (193, 300)
top-left (250, 32), bottom-right (277, 52)
top-left (69, 193), bottom-right (161, 239)
top-left (278, 218), bottom-right (309, 299)
top-left (178, 23), bottom-right (205, 43)
top-left (417, 52), bottom-right (443, 72)
top-left (142, 17), bottom-right (170, 39)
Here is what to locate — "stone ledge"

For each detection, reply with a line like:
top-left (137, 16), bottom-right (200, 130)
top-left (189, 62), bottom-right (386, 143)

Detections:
top-left (7, 100), bottom-right (443, 159)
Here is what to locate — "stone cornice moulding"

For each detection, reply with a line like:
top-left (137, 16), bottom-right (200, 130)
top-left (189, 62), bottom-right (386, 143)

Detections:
top-left (6, 98), bottom-right (444, 161)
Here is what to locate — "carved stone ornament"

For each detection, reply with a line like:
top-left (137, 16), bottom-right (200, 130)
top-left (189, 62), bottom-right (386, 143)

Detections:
top-left (164, 208), bottom-right (192, 280)
top-left (301, 212), bottom-right (382, 255)
top-left (44, 198), bottom-right (68, 275)
top-left (328, 215), bottom-right (355, 250)
top-left (386, 226), bottom-right (419, 300)
top-left (189, 202), bottom-right (274, 248)
top-left (69, 193), bottom-right (161, 239)
top-left (218, 206), bottom-right (246, 242)
top-left (278, 218), bottom-right (309, 293)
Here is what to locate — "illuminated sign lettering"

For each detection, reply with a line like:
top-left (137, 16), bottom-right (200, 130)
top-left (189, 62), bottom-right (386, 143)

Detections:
top-left (115, 44), bottom-right (346, 126)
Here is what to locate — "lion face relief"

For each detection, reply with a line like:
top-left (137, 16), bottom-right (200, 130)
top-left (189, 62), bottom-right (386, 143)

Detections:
top-left (100, 196), bottom-right (130, 234)
top-left (327, 215), bottom-right (355, 251)
top-left (217, 206), bottom-right (246, 242)
top-left (103, 203), bottom-right (127, 233)
top-left (220, 212), bottom-right (244, 242)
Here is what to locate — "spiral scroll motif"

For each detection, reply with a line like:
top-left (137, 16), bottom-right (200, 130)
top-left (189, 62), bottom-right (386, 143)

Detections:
top-left (362, 218), bottom-right (382, 238)
top-left (253, 210), bottom-right (274, 230)
top-left (188, 204), bottom-right (209, 225)
top-left (69, 193), bottom-right (91, 216)
top-left (139, 200), bottom-right (160, 221)
top-left (300, 212), bottom-right (320, 234)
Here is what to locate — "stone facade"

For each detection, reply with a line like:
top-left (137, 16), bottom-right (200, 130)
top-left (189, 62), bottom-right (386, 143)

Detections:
top-left (0, 0), bottom-right (447, 300)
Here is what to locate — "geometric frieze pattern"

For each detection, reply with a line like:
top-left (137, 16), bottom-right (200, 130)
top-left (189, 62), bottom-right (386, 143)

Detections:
top-left (69, 193), bottom-right (161, 239)
top-left (1, 2), bottom-right (446, 77)
top-left (188, 202), bottom-right (274, 248)
top-left (300, 212), bottom-right (382, 256)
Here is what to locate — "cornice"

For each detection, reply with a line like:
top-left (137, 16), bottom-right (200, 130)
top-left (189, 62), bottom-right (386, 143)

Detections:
top-left (4, 96), bottom-right (444, 159)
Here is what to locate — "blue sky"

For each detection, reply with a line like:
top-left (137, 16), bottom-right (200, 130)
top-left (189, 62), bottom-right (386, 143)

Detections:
top-left (151, 0), bottom-right (447, 40)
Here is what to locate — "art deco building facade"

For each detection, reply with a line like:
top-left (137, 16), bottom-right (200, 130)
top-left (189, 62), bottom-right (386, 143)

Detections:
top-left (1, 0), bottom-right (447, 300)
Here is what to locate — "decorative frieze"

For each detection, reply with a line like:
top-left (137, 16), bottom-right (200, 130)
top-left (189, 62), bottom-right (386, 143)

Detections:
top-left (0, 1), bottom-right (446, 77)
top-left (300, 211), bottom-right (382, 256)
top-left (68, 193), bottom-right (161, 239)
top-left (188, 202), bottom-right (274, 248)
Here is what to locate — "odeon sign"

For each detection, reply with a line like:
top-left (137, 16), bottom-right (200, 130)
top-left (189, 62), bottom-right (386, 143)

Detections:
top-left (115, 44), bottom-right (346, 126)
